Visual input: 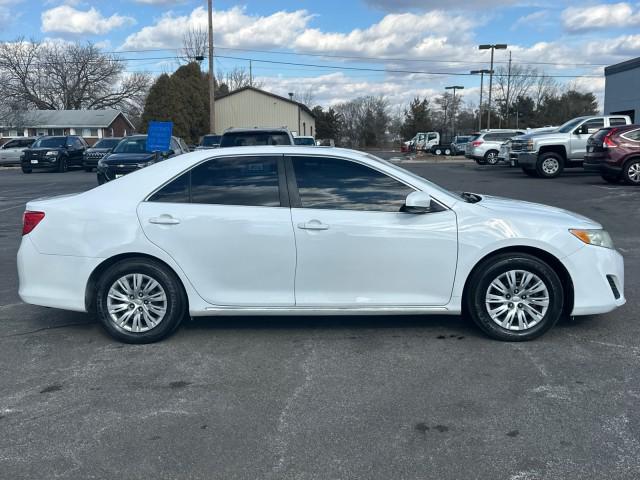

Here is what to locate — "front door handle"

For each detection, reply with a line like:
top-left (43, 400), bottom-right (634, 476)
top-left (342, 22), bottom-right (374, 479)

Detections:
top-left (149, 215), bottom-right (180, 225)
top-left (297, 220), bottom-right (329, 230)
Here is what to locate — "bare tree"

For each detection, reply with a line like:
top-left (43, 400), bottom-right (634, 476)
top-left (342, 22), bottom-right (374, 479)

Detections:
top-left (532, 74), bottom-right (559, 110)
top-left (291, 87), bottom-right (315, 107)
top-left (217, 66), bottom-right (263, 91)
top-left (494, 64), bottom-right (538, 126)
top-left (0, 38), bottom-right (151, 111)
top-left (180, 26), bottom-right (208, 64)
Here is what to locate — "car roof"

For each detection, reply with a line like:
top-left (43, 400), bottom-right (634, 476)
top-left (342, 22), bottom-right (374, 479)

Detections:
top-left (223, 127), bottom-right (291, 133)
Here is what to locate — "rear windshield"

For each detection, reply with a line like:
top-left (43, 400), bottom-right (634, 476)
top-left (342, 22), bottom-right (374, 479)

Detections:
top-left (93, 138), bottom-right (121, 149)
top-left (113, 137), bottom-right (147, 153)
top-left (589, 128), bottom-right (613, 142)
top-left (467, 134), bottom-right (481, 142)
top-left (294, 137), bottom-right (316, 146)
top-left (32, 137), bottom-right (66, 148)
top-left (220, 131), bottom-right (291, 147)
top-left (201, 135), bottom-right (221, 146)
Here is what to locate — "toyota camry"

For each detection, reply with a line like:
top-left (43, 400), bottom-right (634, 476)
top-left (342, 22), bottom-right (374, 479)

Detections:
top-left (17, 147), bottom-right (625, 343)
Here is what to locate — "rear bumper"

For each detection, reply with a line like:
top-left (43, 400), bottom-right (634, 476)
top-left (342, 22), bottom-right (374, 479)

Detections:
top-left (17, 236), bottom-right (101, 312)
top-left (564, 244), bottom-right (625, 316)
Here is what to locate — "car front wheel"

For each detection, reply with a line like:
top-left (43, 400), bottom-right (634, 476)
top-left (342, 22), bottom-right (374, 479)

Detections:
top-left (622, 158), bottom-right (640, 185)
top-left (466, 253), bottom-right (564, 341)
top-left (536, 152), bottom-right (564, 178)
top-left (95, 258), bottom-right (186, 343)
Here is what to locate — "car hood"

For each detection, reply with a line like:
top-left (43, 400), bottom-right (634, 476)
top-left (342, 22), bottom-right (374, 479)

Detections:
top-left (102, 153), bottom-right (155, 164)
top-left (28, 147), bottom-right (64, 152)
top-left (513, 131), bottom-right (564, 141)
top-left (477, 194), bottom-right (601, 229)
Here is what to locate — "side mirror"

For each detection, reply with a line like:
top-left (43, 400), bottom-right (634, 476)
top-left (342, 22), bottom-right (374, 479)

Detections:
top-left (575, 124), bottom-right (588, 135)
top-left (402, 191), bottom-right (432, 214)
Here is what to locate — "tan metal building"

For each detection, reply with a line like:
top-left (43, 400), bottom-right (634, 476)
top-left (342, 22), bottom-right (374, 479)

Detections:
top-left (214, 86), bottom-right (316, 137)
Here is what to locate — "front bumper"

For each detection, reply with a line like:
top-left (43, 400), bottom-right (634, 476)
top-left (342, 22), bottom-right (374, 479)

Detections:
top-left (21, 157), bottom-right (59, 169)
top-left (513, 152), bottom-right (537, 168)
top-left (563, 244), bottom-right (625, 316)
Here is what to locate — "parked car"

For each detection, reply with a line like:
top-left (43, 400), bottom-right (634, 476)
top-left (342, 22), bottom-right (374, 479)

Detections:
top-left (0, 137), bottom-right (35, 166)
top-left (294, 136), bottom-right (317, 146)
top-left (21, 135), bottom-right (88, 174)
top-left (196, 134), bottom-right (222, 149)
top-left (83, 137), bottom-right (123, 172)
top-left (583, 125), bottom-right (640, 185)
top-left (219, 128), bottom-right (294, 147)
top-left (96, 135), bottom-right (188, 184)
top-left (18, 146), bottom-right (624, 343)
top-left (465, 130), bottom-right (525, 165)
top-left (510, 115), bottom-right (631, 178)
top-left (450, 135), bottom-right (471, 156)
top-left (497, 140), bottom-right (513, 165)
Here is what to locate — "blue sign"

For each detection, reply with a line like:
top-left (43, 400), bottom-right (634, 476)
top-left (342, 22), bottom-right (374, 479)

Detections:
top-left (146, 121), bottom-right (173, 152)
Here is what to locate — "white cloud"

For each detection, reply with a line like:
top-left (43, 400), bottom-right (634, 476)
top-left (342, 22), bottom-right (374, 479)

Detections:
top-left (121, 6), bottom-right (312, 50)
top-left (41, 5), bottom-right (136, 35)
top-left (363, 0), bottom-right (516, 10)
top-left (133, 0), bottom-right (188, 4)
top-left (562, 3), bottom-right (640, 32)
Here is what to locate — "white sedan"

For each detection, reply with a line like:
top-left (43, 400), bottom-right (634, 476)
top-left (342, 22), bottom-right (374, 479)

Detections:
top-left (17, 146), bottom-right (625, 343)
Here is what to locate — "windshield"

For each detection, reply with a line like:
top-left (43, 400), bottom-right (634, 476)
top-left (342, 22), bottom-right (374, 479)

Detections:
top-left (201, 135), bottom-right (221, 146)
top-left (557, 118), bottom-right (585, 133)
top-left (220, 132), bottom-right (291, 147)
top-left (294, 137), bottom-right (316, 146)
top-left (32, 137), bottom-right (66, 148)
top-left (112, 137), bottom-right (147, 153)
top-left (93, 138), bottom-right (121, 149)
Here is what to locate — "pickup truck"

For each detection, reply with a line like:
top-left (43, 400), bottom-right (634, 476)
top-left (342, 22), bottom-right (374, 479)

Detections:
top-left (510, 115), bottom-right (632, 178)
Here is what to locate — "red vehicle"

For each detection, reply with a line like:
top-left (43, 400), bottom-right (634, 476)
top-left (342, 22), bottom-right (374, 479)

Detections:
top-left (584, 125), bottom-right (640, 185)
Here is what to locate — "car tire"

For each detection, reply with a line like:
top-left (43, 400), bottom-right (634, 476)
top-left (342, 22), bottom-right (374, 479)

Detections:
top-left (465, 253), bottom-right (564, 341)
top-left (484, 150), bottom-right (499, 165)
top-left (536, 152), bottom-right (564, 178)
top-left (475, 158), bottom-right (486, 165)
top-left (444, 148), bottom-right (452, 155)
top-left (522, 168), bottom-right (538, 177)
top-left (434, 148), bottom-right (442, 155)
top-left (622, 158), bottom-right (640, 186)
top-left (95, 258), bottom-right (186, 344)
top-left (601, 173), bottom-right (619, 184)
top-left (57, 157), bottom-right (68, 173)
top-left (21, 166), bottom-right (32, 174)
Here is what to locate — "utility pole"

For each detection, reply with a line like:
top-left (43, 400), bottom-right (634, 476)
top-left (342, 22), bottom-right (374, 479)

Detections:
top-left (207, 0), bottom-right (215, 134)
top-left (479, 44), bottom-right (507, 130)
top-left (249, 59), bottom-right (253, 87)
top-left (505, 51), bottom-right (512, 128)
top-left (445, 86), bottom-right (464, 138)
top-left (471, 69), bottom-right (492, 131)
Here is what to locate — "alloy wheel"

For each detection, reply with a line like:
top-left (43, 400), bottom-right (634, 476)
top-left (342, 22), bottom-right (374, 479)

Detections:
top-left (485, 269), bottom-right (549, 331)
top-left (486, 152), bottom-right (498, 165)
top-left (541, 158), bottom-right (559, 175)
top-left (627, 161), bottom-right (640, 184)
top-left (106, 273), bottom-right (167, 333)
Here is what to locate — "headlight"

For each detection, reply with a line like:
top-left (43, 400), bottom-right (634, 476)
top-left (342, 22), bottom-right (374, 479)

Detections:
top-left (569, 229), bottom-right (614, 249)
top-left (45, 150), bottom-right (58, 156)
top-left (97, 159), bottom-right (107, 168)
top-left (526, 139), bottom-right (534, 151)
top-left (137, 160), bottom-right (154, 168)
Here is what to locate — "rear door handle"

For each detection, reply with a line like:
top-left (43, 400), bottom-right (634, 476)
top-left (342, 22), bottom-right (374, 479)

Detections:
top-left (149, 215), bottom-right (180, 225)
top-left (297, 220), bottom-right (329, 230)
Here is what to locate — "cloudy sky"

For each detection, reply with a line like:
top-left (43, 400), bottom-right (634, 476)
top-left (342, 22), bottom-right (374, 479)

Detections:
top-left (2, 0), bottom-right (639, 110)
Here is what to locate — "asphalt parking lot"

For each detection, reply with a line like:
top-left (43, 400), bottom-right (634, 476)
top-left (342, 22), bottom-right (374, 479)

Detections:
top-left (1, 159), bottom-right (639, 480)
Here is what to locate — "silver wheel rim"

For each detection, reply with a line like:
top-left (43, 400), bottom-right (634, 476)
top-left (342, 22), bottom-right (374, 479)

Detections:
top-left (485, 270), bottom-right (550, 331)
top-left (628, 162), bottom-right (640, 183)
top-left (487, 153), bottom-right (497, 164)
top-left (542, 158), bottom-right (559, 175)
top-left (106, 273), bottom-right (167, 333)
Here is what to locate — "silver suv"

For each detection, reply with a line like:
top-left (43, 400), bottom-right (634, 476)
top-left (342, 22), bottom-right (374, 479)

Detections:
top-left (465, 130), bottom-right (525, 165)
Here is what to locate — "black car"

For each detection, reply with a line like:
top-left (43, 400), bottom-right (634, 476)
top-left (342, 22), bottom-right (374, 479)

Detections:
top-left (83, 137), bottom-right (123, 172)
top-left (196, 134), bottom-right (222, 149)
top-left (21, 135), bottom-right (88, 174)
top-left (96, 135), bottom-right (188, 184)
top-left (219, 128), bottom-right (294, 147)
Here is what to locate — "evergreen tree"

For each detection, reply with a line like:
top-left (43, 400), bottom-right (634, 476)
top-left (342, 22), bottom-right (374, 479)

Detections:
top-left (401, 97), bottom-right (431, 140)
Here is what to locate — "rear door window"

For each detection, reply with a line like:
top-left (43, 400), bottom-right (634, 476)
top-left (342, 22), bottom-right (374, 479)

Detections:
top-left (609, 118), bottom-right (628, 126)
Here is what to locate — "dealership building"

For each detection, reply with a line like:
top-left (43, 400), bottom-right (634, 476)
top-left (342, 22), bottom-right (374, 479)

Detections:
top-left (604, 57), bottom-right (640, 123)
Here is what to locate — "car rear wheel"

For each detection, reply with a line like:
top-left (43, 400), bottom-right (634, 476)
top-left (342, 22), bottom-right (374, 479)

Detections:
top-left (21, 166), bottom-right (32, 174)
top-left (622, 158), bottom-right (640, 185)
top-left (95, 258), bottom-right (186, 343)
top-left (484, 150), bottom-right (499, 165)
top-left (444, 148), bottom-right (451, 155)
top-left (536, 152), bottom-right (564, 178)
top-left (434, 148), bottom-right (442, 155)
top-left (466, 253), bottom-right (563, 341)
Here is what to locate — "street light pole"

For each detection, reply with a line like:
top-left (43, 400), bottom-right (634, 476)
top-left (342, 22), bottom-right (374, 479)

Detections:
top-left (471, 69), bottom-right (492, 131)
top-left (479, 44), bottom-right (507, 130)
top-left (207, 0), bottom-right (215, 134)
top-left (445, 86), bottom-right (464, 138)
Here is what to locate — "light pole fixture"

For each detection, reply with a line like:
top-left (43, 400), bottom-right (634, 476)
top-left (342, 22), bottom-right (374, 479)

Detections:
top-left (471, 69), bottom-right (493, 131)
top-left (445, 86), bottom-right (464, 137)
top-left (479, 44), bottom-right (507, 130)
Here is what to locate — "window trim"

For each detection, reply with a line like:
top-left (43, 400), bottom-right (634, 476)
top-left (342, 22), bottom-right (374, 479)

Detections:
top-left (145, 153), bottom-right (289, 208)
top-left (284, 154), bottom-right (434, 213)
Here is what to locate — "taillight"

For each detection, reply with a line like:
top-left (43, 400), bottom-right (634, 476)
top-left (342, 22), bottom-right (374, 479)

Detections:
top-left (22, 211), bottom-right (45, 236)
top-left (603, 129), bottom-right (618, 148)
top-left (471, 140), bottom-right (484, 147)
